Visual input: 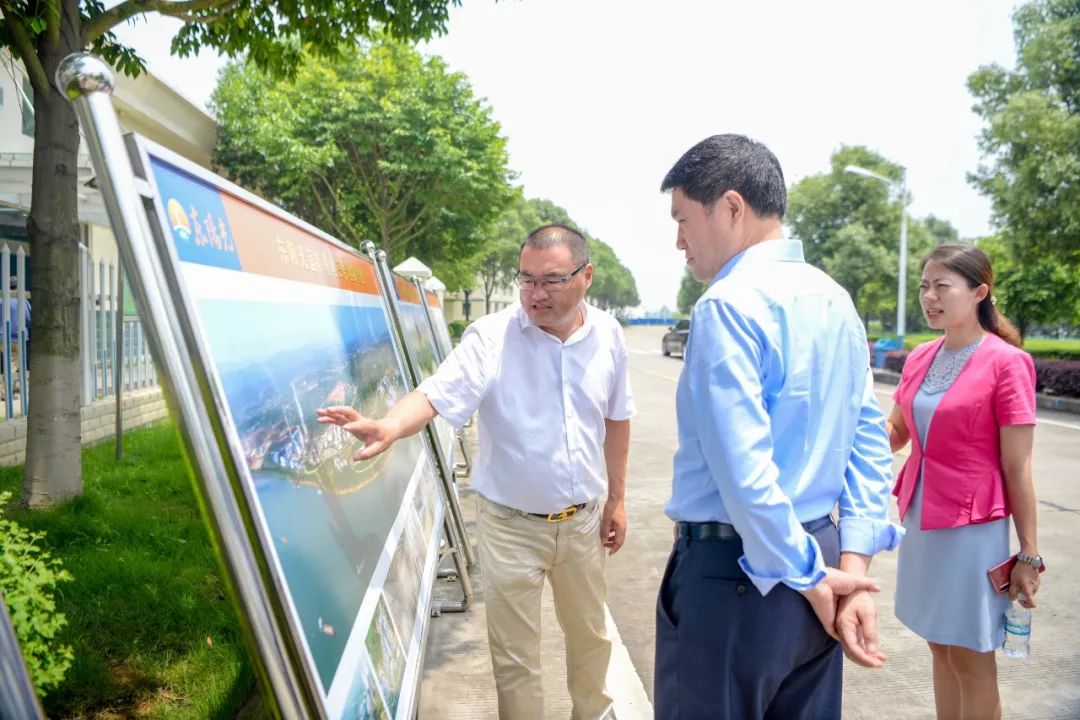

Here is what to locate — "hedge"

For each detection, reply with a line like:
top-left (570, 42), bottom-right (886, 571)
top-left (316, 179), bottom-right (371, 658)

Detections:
top-left (1022, 340), bottom-right (1080, 361)
top-left (1035, 360), bottom-right (1080, 398)
top-left (889, 335), bottom-right (1080, 361)
top-left (884, 349), bottom-right (909, 375)
top-left (879, 350), bottom-right (1080, 398)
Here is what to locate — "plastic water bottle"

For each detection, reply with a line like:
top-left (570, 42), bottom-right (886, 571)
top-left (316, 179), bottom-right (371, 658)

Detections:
top-left (1002, 598), bottom-right (1032, 659)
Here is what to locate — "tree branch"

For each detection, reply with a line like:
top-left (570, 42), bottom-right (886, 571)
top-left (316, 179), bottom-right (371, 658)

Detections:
top-left (0, 7), bottom-right (50, 96)
top-left (82, 0), bottom-right (152, 45)
top-left (309, 190), bottom-right (348, 242)
top-left (393, 212), bottom-right (439, 246)
top-left (46, 0), bottom-right (61, 45)
top-left (310, 174), bottom-right (360, 246)
top-left (158, 0), bottom-right (239, 25)
top-left (342, 139), bottom-right (386, 216)
top-left (381, 186), bottom-right (414, 229)
top-left (82, 0), bottom-right (232, 46)
top-left (394, 192), bottom-right (433, 236)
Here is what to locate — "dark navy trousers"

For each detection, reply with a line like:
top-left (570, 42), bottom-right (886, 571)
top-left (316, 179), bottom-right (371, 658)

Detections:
top-left (653, 521), bottom-right (843, 720)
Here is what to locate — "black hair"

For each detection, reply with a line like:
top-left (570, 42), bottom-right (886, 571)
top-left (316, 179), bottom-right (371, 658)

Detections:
top-left (661, 134), bottom-right (787, 219)
top-left (923, 244), bottom-right (1021, 347)
top-left (521, 223), bottom-right (589, 265)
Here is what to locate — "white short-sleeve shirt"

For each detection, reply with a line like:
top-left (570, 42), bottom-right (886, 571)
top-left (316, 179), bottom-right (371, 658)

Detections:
top-left (417, 302), bottom-right (635, 514)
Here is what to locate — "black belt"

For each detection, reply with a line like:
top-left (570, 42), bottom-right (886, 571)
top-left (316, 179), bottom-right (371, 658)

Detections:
top-left (676, 515), bottom-right (834, 540)
top-left (526, 502), bottom-right (589, 523)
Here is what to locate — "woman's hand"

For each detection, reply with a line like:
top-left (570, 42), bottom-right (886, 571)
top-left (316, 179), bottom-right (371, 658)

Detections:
top-left (886, 405), bottom-right (910, 453)
top-left (1009, 560), bottom-right (1041, 608)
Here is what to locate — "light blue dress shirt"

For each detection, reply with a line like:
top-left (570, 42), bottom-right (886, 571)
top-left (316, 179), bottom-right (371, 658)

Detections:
top-left (666, 239), bottom-right (902, 595)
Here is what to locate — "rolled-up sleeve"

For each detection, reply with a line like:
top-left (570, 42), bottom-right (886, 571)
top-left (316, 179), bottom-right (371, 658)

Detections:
top-left (839, 367), bottom-right (904, 555)
top-left (689, 299), bottom-right (825, 596)
top-left (417, 326), bottom-right (491, 428)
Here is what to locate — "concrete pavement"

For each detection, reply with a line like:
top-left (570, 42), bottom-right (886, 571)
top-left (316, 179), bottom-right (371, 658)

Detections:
top-left (420, 325), bottom-right (1080, 719)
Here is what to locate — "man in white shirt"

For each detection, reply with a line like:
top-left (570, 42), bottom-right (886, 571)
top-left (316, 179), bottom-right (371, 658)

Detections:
top-left (318, 224), bottom-right (634, 720)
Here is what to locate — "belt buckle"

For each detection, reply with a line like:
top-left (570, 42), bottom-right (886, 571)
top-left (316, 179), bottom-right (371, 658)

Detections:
top-left (546, 505), bottom-right (577, 523)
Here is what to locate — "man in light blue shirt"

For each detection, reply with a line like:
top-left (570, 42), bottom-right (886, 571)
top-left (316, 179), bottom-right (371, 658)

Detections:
top-left (653, 135), bottom-right (902, 720)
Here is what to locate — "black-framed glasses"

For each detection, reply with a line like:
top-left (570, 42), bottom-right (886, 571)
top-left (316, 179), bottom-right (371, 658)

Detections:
top-left (515, 261), bottom-right (588, 291)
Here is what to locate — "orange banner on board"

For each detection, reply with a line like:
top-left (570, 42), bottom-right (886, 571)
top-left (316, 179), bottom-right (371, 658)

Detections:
top-left (394, 276), bottom-right (422, 305)
top-left (221, 194), bottom-right (378, 294)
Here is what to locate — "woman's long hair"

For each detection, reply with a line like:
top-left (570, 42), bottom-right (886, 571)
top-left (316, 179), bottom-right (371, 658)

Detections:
top-left (922, 244), bottom-right (1022, 348)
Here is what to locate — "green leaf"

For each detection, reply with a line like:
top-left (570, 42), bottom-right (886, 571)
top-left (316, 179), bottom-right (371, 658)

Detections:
top-left (0, 492), bottom-right (74, 696)
top-left (211, 39), bottom-right (516, 288)
top-left (968, 0), bottom-right (1080, 333)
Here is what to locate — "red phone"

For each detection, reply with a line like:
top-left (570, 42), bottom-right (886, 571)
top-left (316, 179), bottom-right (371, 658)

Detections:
top-left (987, 555), bottom-right (1046, 594)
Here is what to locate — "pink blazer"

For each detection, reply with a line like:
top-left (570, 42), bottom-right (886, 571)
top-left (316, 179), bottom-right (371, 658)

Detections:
top-left (892, 333), bottom-right (1036, 530)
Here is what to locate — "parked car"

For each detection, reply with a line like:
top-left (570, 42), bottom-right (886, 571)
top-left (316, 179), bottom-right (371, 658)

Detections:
top-left (662, 319), bottom-right (690, 357)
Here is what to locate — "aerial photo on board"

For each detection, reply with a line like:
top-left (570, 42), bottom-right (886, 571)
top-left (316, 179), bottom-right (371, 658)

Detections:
top-left (195, 297), bottom-right (425, 689)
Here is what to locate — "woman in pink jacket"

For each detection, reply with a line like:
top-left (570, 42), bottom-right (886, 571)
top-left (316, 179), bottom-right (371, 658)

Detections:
top-left (887, 244), bottom-right (1041, 720)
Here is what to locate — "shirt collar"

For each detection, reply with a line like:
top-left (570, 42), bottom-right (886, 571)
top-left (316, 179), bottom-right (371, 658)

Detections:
top-left (515, 301), bottom-right (594, 344)
top-left (710, 238), bottom-right (805, 285)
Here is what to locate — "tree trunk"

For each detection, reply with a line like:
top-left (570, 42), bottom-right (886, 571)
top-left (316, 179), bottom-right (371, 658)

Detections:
top-left (22, 12), bottom-right (85, 508)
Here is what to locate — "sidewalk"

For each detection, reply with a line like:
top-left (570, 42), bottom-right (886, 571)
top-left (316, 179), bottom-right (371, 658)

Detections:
top-left (418, 360), bottom-right (1080, 719)
top-left (418, 471), bottom-right (652, 720)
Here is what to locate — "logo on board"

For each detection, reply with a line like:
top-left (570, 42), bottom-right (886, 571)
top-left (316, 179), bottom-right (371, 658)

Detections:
top-left (167, 198), bottom-right (192, 241)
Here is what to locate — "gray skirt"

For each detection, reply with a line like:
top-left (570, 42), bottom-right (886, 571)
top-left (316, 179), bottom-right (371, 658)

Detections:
top-left (894, 479), bottom-right (1012, 653)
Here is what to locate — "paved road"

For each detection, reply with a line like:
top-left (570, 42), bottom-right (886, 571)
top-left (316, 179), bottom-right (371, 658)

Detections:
top-left (422, 325), bottom-right (1080, 719)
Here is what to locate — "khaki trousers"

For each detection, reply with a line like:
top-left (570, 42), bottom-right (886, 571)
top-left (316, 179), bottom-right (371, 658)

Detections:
top-left (476, 494), bottom-right (613, 720)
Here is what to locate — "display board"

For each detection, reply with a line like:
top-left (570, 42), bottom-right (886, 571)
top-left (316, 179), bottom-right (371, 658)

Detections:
top-left (423, 290), bottom-right (454, 363)
top-left (138, 140), bottom-right (446, 719)
top-left (392, 276), bottom-right (455, 462)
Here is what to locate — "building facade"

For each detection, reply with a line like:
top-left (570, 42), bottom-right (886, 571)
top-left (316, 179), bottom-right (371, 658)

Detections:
top-left (0, 50), bottom-right (217, 453)
top-left (1, 49), bottom-right (218, 272)
top-left (442, 282), bottom-right (518, 325)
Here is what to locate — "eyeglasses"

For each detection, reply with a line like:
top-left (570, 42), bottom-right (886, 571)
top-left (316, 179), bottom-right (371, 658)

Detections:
top-left (515, 261), bottom-right (588, 291)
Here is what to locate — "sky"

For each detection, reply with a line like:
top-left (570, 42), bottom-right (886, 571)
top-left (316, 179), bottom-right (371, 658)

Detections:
top-left (113, 0), bottom-right (1022, 311)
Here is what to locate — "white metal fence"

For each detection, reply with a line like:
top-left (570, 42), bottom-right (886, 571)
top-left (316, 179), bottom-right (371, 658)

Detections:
top-left (1, 243), bottom-right (30, 420)
top-left (0, 243), bottom-right (159, 421)
top-left (79, 245), bottom-right (157, 409)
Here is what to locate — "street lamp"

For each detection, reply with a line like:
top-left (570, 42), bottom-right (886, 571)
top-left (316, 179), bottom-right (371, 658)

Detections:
top-left (844, 164), bottom-right (909, 344)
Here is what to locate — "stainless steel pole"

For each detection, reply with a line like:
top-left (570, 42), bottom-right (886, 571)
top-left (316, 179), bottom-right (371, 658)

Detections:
top-left (411, 276), bottom-right (473, 476)
top-left (56, 52), bottom-right (317, 719)
top-left (115, 268), bottom-right (123, 459)
top-left (363, 242), bottom-right (475, 606)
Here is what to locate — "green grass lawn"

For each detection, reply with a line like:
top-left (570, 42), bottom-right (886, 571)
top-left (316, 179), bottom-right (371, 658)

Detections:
top-left (1023, 337), bottom-right (1080, 358)
top-left (0, 422), bottom-right (258, 718)
top-left (899, 333), bottom-right (1080, 358)
top-left (901, 332), bottom-right (941, 348)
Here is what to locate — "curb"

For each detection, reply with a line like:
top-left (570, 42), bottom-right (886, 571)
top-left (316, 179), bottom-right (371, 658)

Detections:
top-left (872, 369), bottom-right (902, 386)
top-left (872, 368), bottom-right (1080, 416)
top-left (1035, 394), bottom-right (1080, 415)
